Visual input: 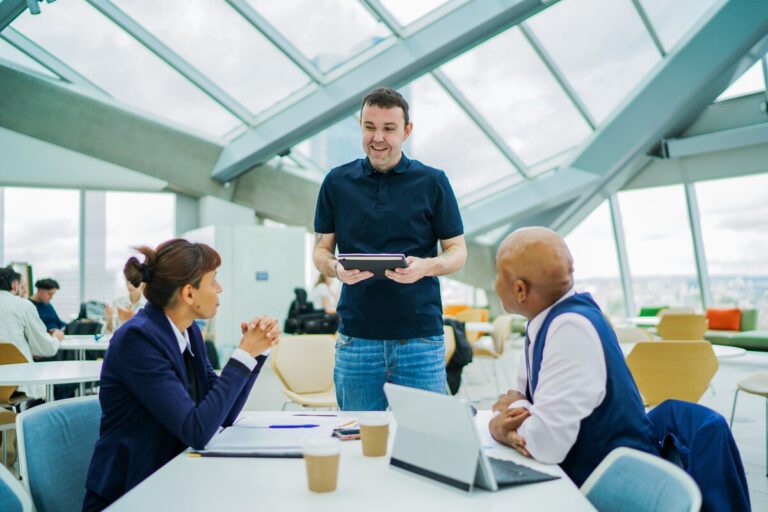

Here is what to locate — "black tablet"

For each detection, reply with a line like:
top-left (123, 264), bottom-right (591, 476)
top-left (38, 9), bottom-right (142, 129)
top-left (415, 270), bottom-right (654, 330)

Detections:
top-left (337, 253), bottom-right (408, 279)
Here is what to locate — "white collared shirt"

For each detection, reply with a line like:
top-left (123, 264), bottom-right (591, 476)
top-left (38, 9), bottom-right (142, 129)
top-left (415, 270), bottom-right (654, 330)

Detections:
top-left (508, 289), bottom-right (607, 464)
top-left (165, 316), bottom-right (257, 372)
top-left (0, 290), bottom-right (60, 398)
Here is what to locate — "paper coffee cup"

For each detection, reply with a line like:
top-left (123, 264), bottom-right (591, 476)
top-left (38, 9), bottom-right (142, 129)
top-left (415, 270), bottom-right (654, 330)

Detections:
top-left (303, 438), bottom-right (341, 493)
top-left (358, 414), bottom-right (390, 457)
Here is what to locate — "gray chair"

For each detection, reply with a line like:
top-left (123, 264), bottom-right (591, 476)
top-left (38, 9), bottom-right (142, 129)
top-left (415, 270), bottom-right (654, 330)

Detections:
top-left (581, 447), bottom-right (701, 512)
top-left (17, 396), bottom-right (101, 512)
top-left (0, 461), bottom-right (32, 512)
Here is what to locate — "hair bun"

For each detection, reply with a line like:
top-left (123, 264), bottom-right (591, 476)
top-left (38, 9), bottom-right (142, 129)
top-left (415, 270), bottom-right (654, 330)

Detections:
top-left (141, 265), bottom-right (152, 283)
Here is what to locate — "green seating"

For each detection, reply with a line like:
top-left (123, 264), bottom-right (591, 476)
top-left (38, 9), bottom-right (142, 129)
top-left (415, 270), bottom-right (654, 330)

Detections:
top-left (704, 308), bottom-right (768, 351)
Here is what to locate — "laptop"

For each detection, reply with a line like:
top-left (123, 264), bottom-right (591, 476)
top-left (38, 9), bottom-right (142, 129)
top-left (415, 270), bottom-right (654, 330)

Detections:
top-left (383, 383), bottom-right (559, 492)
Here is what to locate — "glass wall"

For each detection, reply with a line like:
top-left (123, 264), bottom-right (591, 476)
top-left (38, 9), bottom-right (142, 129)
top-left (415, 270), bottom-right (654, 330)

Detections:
top-left (618, 185), bottom-right (701, 312)
top-left (565, 201), bottom-right (625, 316)
top-left (696, 174), bottom-right (768, 328)
top-left (104, 192), bottom-right (175, 302)
top-left (3, 187), bottom-right (80, 319)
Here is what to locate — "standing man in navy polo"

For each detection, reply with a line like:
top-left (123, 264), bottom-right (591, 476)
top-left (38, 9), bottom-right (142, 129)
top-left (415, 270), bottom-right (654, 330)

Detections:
top-left (313, 87), bottom-right (467, 411)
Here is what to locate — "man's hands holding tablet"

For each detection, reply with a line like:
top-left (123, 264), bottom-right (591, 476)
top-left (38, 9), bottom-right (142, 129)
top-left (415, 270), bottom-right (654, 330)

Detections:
top-left (335, 261), bottom-right (374, 285)
top-left (384, 256), bottom-right (432, 284)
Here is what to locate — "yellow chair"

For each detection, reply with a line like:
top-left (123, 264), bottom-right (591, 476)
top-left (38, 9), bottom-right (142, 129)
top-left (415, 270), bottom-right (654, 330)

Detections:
top-left (271, 335), bottom-right (337, 411)
top-left (656, 314), bottom-right (708, 340)
top-left (471, 315), bottom-right (514, 396)
top-left (729, 373), bottom-right (768, 476)
top-left (0, 343), bottom-right (32, 412)
top-left (455, 308), bottom-right (489, 342)
top-left (0, 410), bottom-right (16, 468)
top-left (625, 341), bottom-right (718, 406)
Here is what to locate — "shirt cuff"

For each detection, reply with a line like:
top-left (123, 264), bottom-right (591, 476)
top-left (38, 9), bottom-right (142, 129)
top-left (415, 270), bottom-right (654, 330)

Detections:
top-left (508, 399), bottom-right (532, 410)
top-left (229, 348), bottom-right (258, 372)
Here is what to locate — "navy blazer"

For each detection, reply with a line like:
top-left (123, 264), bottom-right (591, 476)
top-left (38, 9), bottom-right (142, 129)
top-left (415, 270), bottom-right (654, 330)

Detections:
top-left (85, 302), bottom-right (266, 503)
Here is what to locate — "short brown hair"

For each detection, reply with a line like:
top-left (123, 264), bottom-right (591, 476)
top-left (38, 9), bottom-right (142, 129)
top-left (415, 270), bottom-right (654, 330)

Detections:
top-left (361, 87), bottom-right (409, 125)
top-left (124, 239), bottom-right (221, 309)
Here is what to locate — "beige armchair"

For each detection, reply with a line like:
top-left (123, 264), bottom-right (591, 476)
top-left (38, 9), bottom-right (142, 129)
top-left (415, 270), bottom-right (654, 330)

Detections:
top-left (271, 335), bottom-right (338, 411)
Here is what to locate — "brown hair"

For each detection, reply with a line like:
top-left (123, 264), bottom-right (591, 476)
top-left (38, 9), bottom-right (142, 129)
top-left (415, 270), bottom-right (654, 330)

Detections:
top-left (361, 87), bottom-right (410, 125)
top-left (124, 239), bottom-right (221, 309)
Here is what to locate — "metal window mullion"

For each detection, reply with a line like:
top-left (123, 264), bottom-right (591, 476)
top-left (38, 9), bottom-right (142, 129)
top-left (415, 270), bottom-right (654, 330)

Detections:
top-left (86, 0), bottom-right (254, 123)
top-left (224, 0), bottom-right (324, 84)
top-left (609, 194), bottom-right (636, 317)
top-left (0, 188), bottom-right (4, 265)
top-left (629, 0), bottom-right (666, 57)
top-left (1, 28), bottom-right (108, 95)
top-left (762, 55), bottom-right (768, 103)
top-left (684, 183), bottom-right (712, 309)
top-left (519, 23), bottom-right (597, 130)
top-left (359, 0), bottom-right (405, 37)
top-left (0, 0), bottom-right (26, 31)
top-left (432, 69), bottom-right (530, 179)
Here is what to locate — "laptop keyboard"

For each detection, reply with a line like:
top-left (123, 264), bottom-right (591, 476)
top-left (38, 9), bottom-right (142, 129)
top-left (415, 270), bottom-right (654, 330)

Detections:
top-left (487, 457), bottom-right (560, 487)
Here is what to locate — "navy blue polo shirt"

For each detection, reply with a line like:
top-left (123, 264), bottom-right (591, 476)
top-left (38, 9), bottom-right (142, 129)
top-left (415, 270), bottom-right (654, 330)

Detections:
top-left (314, 153), bottom-right (463, 340)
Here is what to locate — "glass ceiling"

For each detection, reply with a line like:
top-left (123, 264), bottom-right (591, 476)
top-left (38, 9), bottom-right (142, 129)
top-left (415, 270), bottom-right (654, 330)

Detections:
top-left (2, 0), bottom-right (760, 238)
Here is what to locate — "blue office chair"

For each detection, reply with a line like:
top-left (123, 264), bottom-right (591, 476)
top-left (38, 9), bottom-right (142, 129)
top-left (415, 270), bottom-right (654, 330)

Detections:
top-left (0, 462), bottom-right (32, 512)
top-left (648, 399), bottom-right (751, 512)
top-left (580, 447), bottom-right (701, 512)
top-left (16, 396), bottom-right (101, 512)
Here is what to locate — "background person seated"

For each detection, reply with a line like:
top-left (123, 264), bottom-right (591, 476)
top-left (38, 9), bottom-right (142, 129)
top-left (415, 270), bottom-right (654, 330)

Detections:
top-left (0, 266), bottom-right (61, 399)
top-left (309, 273), bottom-right (339, 314)
top-left (104, 279), bottom-right (146, 334)
top-left (29, 278), bottom-right (66, 335)
top-left (489, 227), bottom-right (658, 487)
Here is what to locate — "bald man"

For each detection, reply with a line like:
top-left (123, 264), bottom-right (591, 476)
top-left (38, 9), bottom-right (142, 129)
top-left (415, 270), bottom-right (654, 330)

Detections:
top-left (488, 227), bottom-right (657, 486)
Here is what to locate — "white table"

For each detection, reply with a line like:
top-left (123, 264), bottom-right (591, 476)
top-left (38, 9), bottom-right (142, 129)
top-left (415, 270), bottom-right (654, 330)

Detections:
top-left (0, 361), bottom-right (102, 402)
top-left (465, 321), bottom-right (494, 333)
top-left (618, 316), bottom-right (661, 327)
top-left (109, 411), bottom-right (595, 511)
top-left (620, 342), bottom-right (747, 361)
top-left (60, 335), bottom-right (110, 360)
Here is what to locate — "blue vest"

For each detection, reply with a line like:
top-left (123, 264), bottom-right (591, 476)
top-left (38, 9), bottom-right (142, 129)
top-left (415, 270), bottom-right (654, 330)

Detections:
top-left (527, 293), bottom-right (658, 486)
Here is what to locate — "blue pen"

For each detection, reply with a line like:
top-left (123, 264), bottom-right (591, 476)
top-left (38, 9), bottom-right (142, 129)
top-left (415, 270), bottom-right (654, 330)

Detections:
top-left (268, 424), bottom-right (319, 429)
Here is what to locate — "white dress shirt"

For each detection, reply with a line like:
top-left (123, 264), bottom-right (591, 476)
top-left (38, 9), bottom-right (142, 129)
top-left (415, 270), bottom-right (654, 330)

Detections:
top-left (0, 290), bottom-right (60, 398)
top-left (165, 316), bottom-right (257, 372)
top-left (509, 289), bottom-right (607, 464)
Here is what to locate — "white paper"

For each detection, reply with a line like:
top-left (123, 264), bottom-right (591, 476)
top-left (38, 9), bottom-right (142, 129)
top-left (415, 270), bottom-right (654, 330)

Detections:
top-left (233, 415), bottom-right (356, 429)
top-left (204, 425), bottom-right (334, 451)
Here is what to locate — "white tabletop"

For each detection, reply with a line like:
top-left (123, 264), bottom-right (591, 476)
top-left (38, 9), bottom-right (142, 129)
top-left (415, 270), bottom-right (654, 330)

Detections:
top-left (618, 316), bottom-right (661, 327)
top-left (0, 361), bottom-right (102, 386)
top-left (109, 411), bottom-right (594, 511)
top-left (60, 337), bottom-right (110, 352)
top-left (465, 321), bottom-right (494, 333)
top-left (620, 342), bottom-right (746, 361)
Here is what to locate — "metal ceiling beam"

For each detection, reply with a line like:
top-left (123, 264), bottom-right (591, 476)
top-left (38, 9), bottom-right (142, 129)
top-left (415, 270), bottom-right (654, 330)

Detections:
top-left (462, 166), bottom-right (598, 237)
top-left (663, 121), bottom-right (768, 158)
top-left (630, 0), bottom-right (666, 57)
top-left (431, 69), bottom-right (530, 178)
top-left (1, 27), bottom-right (107, 94)
top-left (86, 0), bottom-right (254, 123)
top-left (550, 0), bottom-right (768, 235)
top-left (212, 0), bottom-right (557, 182)
top-left (519, 23), bottom-right (596, 129)
top-left (224, 0), bottom-right (323, 84)
top-left (0, 0), bottom-right (26, 31)
top-left (463, 0), bottom-right (768, 238)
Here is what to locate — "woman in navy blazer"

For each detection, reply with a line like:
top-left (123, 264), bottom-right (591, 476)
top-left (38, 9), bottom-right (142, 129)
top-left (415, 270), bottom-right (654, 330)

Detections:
top-left (83, 239), bottom-right (280, 511)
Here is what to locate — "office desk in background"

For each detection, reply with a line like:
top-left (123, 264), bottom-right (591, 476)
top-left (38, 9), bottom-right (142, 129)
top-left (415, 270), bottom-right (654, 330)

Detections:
top-left (110, 411), bottom-right (595, 511)
top-left (0, 361), bottom-right (102, 402)
top-left (60, 335), bottom-right (110, 361)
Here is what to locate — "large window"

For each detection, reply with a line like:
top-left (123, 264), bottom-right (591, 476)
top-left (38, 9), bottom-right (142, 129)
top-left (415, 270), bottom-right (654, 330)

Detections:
top-left (3, 187), bottom-right (80, 319)
top-left (104, 192), bottom-right (175, 302)
top-left (565, 201), bottom-right (624, 316)
top-left (696, 174), bottom-right (768, 328)
top-left (618, 185), bottom-right (701, 312)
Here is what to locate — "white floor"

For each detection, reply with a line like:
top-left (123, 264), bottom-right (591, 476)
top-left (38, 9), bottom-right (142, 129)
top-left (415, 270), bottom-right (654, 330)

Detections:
top-left (244, 337), bottom-right (768, 510)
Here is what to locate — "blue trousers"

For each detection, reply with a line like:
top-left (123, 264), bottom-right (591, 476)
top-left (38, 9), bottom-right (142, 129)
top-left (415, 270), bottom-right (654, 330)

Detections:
top-left (334, 333), bottom-right (447, 411)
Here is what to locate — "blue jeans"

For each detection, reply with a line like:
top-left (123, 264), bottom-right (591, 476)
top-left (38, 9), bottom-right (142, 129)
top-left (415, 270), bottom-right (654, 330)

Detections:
top-left (334, 333), bottom-right (447, 411)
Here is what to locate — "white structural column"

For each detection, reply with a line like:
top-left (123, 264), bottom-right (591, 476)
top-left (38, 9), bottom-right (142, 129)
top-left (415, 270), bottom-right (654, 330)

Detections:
top-left (0, 187), bottom-right (4, 265)
top-left (684, 183), bottom-right (712, 309)
top-left (83, 191), bottom-right (108, 304)
top-left (608, 194), bottom-right (636, 317)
